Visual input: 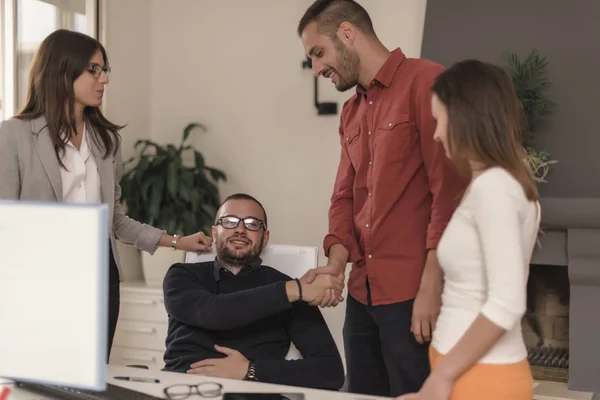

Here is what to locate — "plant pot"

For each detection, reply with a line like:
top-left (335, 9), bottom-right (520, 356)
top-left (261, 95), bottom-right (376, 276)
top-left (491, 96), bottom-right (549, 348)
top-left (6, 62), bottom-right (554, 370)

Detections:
top-left (142, 247), bottom-right (185, 285)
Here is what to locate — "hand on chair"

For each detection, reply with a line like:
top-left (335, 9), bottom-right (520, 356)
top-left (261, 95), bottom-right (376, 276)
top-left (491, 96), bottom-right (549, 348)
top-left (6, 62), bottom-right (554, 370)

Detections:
top-left (176, 231), bottom-right (213, 253)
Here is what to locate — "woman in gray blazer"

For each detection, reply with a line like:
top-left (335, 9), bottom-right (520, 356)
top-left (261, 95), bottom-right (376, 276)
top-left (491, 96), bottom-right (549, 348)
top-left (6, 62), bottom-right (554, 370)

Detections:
top-left (0, 29), bottom-right (212, 361)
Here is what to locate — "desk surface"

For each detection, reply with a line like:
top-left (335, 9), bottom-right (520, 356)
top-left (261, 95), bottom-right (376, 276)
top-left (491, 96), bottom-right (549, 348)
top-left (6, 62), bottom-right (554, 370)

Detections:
top-left (4, 365), bottom-right (595, 400)
top-left (5, 365), bottom-right (392, 400)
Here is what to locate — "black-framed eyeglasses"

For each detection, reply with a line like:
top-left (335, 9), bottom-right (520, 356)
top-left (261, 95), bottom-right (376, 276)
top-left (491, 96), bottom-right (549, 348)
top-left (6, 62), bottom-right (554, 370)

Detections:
top-left (86, 63), bottom-right (111, 79)
top-left (217, 215), bottom-right (267, 231)
top-left (164, 382), bottom-right (222, 399)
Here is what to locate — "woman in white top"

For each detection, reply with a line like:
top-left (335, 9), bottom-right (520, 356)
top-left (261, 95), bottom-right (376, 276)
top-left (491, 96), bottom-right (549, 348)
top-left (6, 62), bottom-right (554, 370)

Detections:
top-left (399, 60), bottom-right (540, 400)
top-left (0, 30), bottom-right (213, 361)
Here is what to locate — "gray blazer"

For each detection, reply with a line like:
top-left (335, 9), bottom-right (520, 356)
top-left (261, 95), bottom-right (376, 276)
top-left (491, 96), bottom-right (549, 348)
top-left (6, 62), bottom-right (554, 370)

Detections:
top-left (0, 115), bottom-right (163, 278)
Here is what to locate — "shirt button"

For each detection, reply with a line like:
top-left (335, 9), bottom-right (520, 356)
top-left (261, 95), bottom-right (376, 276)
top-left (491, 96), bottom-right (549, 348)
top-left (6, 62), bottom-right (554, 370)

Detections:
top-left (346, 137), bottom-right (349, 142)
top-left (369, 161), bottom-right (372, 165)
top-left (365, 223), bottom-right (369, 228)
top-left (368, 101), bottom-right (373, 105)
top-left (368, 254), bottom-right (373, 259)
top-left (368, 131), bottom-right (371, 135)
top-left (368, 192), bottom-right (372, 196)
top-left (388, 122), bottom-right (393, 127)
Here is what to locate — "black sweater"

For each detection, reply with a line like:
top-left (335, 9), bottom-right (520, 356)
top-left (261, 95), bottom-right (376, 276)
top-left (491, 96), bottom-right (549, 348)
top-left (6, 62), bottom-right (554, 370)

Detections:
top-left (162, 260), bottom-right (345, 391)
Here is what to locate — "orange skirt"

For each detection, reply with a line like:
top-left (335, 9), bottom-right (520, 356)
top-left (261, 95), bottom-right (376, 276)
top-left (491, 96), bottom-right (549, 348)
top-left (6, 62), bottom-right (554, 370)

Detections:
top-left (430, 347), bottom-right (533, 400)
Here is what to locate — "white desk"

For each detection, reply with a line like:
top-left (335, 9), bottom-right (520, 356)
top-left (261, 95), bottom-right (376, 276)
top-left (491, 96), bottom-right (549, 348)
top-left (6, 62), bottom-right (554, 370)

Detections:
top-left (5, 365), bottom-right (595, 400)
top-left (6, 365), bottom-right (391, 400)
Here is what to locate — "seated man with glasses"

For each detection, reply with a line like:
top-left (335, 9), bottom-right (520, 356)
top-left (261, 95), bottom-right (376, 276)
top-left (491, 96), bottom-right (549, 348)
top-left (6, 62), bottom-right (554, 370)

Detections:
top-left (162, 193), bottom-right (346, 391)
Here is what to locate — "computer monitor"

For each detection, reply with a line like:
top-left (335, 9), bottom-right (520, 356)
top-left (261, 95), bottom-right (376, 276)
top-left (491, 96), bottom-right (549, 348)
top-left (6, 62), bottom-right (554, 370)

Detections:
top-left (0, 200), bottom-right (109, 391)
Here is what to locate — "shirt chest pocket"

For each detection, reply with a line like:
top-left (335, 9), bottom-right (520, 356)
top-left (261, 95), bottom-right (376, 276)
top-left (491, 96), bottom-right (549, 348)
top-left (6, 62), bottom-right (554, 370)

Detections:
top-left (344, 125), bottom-right (362, 169)
top-left (375, 114), bottom-right (416, 163)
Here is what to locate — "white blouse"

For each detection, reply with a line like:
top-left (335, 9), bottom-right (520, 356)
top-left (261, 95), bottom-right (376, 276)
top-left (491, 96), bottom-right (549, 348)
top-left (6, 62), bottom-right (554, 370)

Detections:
top-left (432, 167), bottom-right (541, 364)
top-left (59, 124), bottom-right (102, 204)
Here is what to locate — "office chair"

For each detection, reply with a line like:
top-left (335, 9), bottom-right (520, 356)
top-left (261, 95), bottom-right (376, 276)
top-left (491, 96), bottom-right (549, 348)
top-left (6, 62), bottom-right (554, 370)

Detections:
top-left (185, 244), bottom-right (319, 360)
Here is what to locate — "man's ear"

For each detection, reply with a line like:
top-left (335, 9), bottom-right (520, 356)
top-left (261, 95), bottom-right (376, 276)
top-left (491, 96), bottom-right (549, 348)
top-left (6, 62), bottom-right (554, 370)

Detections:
top-left (337, 21), bottom-right (356, 45)
top-left (262, 230), bottom-right (270, 249)
top-left (211, 225), bottom-right (217, 242)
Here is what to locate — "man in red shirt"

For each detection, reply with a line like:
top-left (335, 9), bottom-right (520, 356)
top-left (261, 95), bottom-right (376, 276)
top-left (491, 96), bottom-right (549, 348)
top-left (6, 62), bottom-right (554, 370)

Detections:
top-left (297, 0), bottom-right (463, 397)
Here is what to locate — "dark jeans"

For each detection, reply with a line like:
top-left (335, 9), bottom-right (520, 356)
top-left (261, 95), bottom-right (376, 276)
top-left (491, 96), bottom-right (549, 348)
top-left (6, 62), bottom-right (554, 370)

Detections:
top-left (107, 243), bottom-right (120, 363)
top-left (343, 280), bottom-right (430, 397)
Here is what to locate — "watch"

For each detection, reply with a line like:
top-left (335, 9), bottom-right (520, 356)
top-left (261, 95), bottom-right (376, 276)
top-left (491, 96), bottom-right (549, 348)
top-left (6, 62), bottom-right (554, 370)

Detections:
top-left (243, 361), bottom-right (258, 381)
top-left (171, 234), bottom-right (179, 251)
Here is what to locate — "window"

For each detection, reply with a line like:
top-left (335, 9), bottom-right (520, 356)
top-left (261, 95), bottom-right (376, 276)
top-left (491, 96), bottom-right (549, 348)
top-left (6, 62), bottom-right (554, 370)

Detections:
top-left (0, 0), bottom-right (99, 120)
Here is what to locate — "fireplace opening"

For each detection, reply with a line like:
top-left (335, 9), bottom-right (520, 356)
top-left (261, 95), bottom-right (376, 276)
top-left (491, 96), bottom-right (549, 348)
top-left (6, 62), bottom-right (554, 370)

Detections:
top-left (523, 263), bottom-right (570, 382)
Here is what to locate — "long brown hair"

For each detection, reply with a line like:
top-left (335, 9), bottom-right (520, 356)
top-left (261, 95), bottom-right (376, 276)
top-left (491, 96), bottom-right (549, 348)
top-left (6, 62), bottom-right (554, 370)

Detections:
top-left (15, 29), bottom-right (123, 167)
top-left (432, 59), bottom-right (539, 201)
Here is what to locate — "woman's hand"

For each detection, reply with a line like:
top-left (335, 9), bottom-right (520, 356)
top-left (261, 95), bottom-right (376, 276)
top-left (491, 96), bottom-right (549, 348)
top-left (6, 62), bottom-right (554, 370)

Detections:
top-left (175, 232), bottom-right (213, 253)
top-left (397, 372), bottom-right (453, 400)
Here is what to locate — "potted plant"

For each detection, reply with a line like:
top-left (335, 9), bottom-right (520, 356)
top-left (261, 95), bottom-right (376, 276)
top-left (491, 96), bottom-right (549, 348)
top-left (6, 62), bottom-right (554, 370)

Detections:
top-left (504, 49), bottom-right (557, 183)
top-left (119, 122), bottom-right (227, 284)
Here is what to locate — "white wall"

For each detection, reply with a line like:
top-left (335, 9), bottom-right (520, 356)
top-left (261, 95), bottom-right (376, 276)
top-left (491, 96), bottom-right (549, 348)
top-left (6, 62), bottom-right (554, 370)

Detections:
top-left (146, 0), bottom-right (427, 256)
top-left (103, 0), bottom-right (153, 162)
top-left (103, 0), bottom-right (428, 372)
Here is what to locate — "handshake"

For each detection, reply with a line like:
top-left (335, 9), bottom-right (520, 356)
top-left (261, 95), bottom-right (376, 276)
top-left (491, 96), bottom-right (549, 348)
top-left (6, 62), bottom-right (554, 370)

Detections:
top-left (285, 264), bottom-right (346, 308)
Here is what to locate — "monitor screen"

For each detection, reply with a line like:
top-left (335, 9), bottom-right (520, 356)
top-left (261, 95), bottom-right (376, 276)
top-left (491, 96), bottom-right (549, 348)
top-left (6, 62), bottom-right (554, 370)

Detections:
top-left (0, 201), bottom-right (109, 391)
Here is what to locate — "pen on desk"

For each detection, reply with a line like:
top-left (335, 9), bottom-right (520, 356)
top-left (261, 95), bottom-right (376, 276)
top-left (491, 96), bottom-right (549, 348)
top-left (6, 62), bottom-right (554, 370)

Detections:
top-left (114, 376), bottom-right (160, 384)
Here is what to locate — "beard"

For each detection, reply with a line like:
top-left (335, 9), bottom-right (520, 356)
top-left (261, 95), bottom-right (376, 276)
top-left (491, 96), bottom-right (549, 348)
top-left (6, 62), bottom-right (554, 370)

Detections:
top-left (330, 36), bottom-right (361, 92)
top-left (216, 234), bottom-right (264, 267)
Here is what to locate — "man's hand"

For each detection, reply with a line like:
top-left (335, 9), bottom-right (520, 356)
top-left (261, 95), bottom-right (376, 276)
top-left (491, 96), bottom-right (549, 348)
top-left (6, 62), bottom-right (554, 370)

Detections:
top-left (303, 264), bottom-right (345, 307)
top-left (187, 345), bottom-right (249, 380)
top-left (411, 250), bottom-right (443, 344)
top-left (302, 244), bottom-right (349, 308)
top-left (297, 270), bottom-right (344, 304)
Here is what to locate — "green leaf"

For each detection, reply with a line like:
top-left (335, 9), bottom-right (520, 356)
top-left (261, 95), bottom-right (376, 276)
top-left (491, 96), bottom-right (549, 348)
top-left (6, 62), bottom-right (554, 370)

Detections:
top-left (167, 161), bottom-right (179, 197)
top-left (503, 48), bottom-right (557, 180)
top-left (206, 167), bottom-right (227, 182)
top-left (148, 179), bottom-right (165, 225)
top-left (182, 122), bottom-right (207, 146)
top-left (194, 151), bottom-right (206, 170)
top-left (140, 176), bottom-right (155, 202)
top-left (180, 185), bottom-right (191, 202)
top-left (134, 139), bottom-right (166, 157)
top-left (119, 121), bottom-right (225, 233)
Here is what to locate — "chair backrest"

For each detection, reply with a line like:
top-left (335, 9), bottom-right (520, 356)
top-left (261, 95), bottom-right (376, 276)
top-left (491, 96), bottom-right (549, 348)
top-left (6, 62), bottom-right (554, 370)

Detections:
top-left (184, 243), bottom-right (319, 360)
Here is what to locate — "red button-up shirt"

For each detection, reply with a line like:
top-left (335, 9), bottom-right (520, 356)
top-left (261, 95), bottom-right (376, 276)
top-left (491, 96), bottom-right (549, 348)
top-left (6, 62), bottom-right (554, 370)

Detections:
top-left (323, 48), bottom-right (463, 306)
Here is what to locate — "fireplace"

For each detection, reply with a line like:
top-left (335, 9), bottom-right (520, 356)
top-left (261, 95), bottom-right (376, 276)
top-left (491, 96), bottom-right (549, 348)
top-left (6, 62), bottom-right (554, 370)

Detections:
top-left (523, 263), bottom-right (570, 382)
top-left (525, 197), bottom-right (600, 394)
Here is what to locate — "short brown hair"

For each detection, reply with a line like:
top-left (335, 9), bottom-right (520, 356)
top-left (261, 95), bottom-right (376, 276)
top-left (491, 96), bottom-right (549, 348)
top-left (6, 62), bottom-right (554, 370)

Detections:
top-left (297, 0), bottom-right (375, 37)
top-left (432, 59), bottom-right (539, 201)
top-left (216, 193), bottom-right (268, 228)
